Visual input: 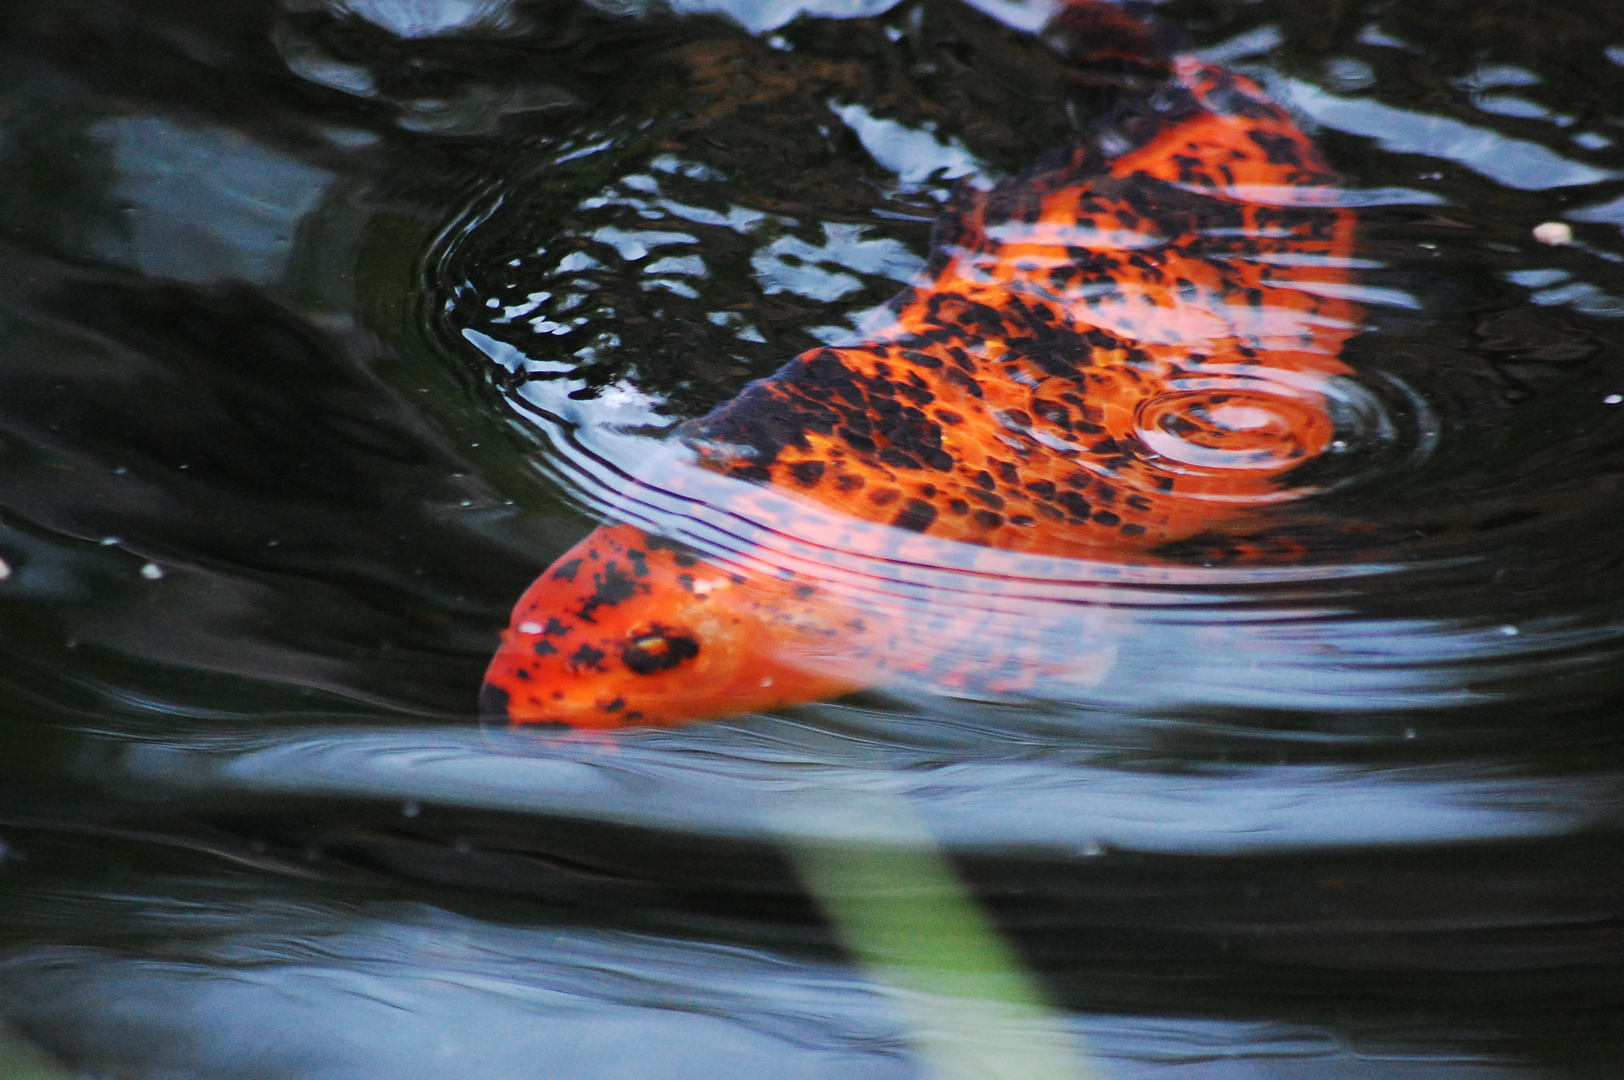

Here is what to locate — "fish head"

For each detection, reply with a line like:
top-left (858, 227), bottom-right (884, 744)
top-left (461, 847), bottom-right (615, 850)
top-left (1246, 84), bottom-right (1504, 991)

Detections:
top-left (481, 522), bottom-right (862, 728)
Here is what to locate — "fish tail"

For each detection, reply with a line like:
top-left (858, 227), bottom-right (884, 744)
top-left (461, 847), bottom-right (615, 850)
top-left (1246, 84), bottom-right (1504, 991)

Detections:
top-left (1042, 0), bottom-right (1186, 93)
top-left (1037, 0), bottom-right (1339, 190)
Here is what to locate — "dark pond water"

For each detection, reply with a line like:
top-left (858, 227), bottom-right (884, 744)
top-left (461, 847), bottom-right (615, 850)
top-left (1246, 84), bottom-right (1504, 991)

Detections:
top-left (3, 0), bottom-right (1624, 1076)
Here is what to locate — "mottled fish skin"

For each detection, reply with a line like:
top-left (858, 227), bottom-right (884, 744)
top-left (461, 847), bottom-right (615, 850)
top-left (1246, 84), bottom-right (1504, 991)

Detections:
top-left (483, 0), bottom-right (1361, 728)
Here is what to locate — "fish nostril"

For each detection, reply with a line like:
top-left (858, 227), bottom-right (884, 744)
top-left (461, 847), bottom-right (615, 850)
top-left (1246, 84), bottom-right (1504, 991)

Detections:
top-left (478, 682), bottom-right (512, 720)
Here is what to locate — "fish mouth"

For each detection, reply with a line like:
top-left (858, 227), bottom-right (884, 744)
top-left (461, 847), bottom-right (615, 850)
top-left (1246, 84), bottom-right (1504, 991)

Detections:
top-left (479, 680), bottom-right (584, 729)
top-left (478, 681), bottom-right (513, 722)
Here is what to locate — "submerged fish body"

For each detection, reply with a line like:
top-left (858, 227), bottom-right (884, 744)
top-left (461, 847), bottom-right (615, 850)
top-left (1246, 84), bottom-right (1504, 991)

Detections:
top-left (482, 1), bottom-right (1363, 728)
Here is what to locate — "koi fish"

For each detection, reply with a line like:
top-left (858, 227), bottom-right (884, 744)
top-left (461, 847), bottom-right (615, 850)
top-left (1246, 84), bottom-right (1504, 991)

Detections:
top-left (481, 0), bottom-right (1361, 728)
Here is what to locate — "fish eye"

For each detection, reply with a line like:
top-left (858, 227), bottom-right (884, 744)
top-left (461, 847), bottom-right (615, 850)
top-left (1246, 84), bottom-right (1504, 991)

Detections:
top-left (621, 626), bottom-right (700, 675)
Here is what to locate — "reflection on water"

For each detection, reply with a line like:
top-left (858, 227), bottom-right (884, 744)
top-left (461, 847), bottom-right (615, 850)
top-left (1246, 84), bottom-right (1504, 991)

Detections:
top-left (0, 902), bottom-right (1549, 1079)
top-left (90, 115), bottom-right (335, 284)
top-left (2, 0), bottom-right (1624, 1075)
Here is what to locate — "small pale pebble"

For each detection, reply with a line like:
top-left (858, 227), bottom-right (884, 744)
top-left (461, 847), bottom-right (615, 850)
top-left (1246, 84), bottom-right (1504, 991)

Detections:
top-left (140, 563), bottom-right (164, 580)
top-left (1533, 221), bottom-right (1573, 245)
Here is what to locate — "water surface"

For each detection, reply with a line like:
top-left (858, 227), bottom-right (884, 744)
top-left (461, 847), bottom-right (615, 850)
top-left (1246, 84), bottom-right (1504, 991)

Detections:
top-left (2, 0), bottom-right (1624, 1075)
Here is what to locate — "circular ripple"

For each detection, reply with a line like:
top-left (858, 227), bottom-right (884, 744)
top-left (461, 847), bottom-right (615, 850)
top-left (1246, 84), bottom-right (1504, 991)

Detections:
top-left (1132, 364), bottom-right (1412, 497)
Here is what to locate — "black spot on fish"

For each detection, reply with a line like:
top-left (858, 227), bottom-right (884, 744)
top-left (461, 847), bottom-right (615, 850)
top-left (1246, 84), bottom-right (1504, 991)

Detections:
top-left (1057, 491), bottom-right (1091, 519)
top-left (576, 561), bottom-right (641, 623)
top-left (1247, 129), bottom-right (1302, 167)
top-left (893, 499), bottom-right (938, 532)
top-left (840, 427), bottom-right (877, 452)
top-left (879, 448), bottom-right (922, 470)
top-left (568, 643), bottom-right (607, 672)
top-left (968, 488), bottom-right (1005, 510)
top-left (790, 460), bottom-right (826, 486)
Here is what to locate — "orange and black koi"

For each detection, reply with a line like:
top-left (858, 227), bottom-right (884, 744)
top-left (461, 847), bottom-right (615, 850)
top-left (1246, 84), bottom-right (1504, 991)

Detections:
top-left (482, 0), bottom-right (1361, 727)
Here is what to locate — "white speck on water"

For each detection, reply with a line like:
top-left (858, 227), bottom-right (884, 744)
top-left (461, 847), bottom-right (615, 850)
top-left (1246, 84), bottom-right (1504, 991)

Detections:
top-left (1533, 221), bottom-right (1573, 245)
top-left (1079, 841), bottom-right (1106, 857)
top-left (1403, 728), bottom-right (1417, 739)
top-left (1499, 624), bottom-right (1520, 636)
top-left (99, 537), bottom-right (120, 546)
top-left (140, 563), bottom-right (164, 580)
top-left (1605, 394), bottom-right (1622, 404)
